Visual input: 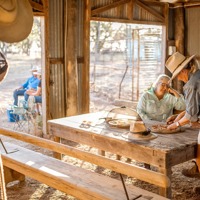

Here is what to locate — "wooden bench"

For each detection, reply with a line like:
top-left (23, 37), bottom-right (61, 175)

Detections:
top-left (0, 128), bottom-right (170, 200)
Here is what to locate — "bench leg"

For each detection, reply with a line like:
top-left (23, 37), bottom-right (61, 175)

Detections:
top-left (53, 136), bottom-right (62, 160)
top-left (98, 150), bottom-right (105, 156)
top-left (4, 166), bottom-right (25, 184)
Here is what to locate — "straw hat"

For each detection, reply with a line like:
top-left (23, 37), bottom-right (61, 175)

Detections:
top-left (0, 0), bottom-right (33, 43)
top-left (0, 53), bottom-right (8, 83)
top-left (30, 66), bottom-right (38, 72)
top-left (165, 52), bottom-right (195, 81)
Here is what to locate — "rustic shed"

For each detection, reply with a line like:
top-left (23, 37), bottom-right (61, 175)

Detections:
top-left (22, 0), bottom-right (200, 133)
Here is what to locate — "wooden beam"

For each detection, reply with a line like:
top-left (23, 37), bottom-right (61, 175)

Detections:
top-left (136, 0), bottom-right (165, 22)
top-left (91, 0), bottom-right (131, 16)
top-left (49, 58), bottom-right (64, 65)
top-left (127, 0), bottom-right (134, 20)
top-left (184, 1), bottom-right (200, 8)
top-left (29, 0), bottom-right (44, 12)
top-left (174, 6), bottom-right (184, 93)
top-left (66, 0), bottom-right (78, 116)
top-left (81, 0), bottom-right (90, 114)
top-left (44, 0), bottom-right (49, 134)
top-left (91, 16), bottom-right (165, 25)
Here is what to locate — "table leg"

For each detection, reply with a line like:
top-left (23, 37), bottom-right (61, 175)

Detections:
top-left (158, 167), bottom-right (172, 198)
top-left (53, 136), bottom-right (62, 160)
top-left (98, 150), bottom-right (105, 156)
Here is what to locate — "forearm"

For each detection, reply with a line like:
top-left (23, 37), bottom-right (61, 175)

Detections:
top-left (178, 115), bottom-right (190, 126)
top-left (168, 87), bottom-right (180, 98)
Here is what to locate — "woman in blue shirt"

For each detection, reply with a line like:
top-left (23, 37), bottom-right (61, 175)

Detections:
top-left (137, 74), bottom-right (186, 122)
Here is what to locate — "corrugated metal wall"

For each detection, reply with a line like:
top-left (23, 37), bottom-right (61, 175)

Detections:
top-left (91, 0), bottom-right (166, 25)
top-left (185, 7), bottom-right (200, 59)
top-left (49, 0), bottom-right (65, 119)
top-left (48, 0), bottom-right (85, 119)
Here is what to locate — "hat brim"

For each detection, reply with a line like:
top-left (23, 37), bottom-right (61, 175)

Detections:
top-left (0, 0), bottom-right (33, 43)
top-left (121, 131), bottom-right (157, 141)
top-left (0, 67), bottom-right (8, 84)
top-left (170, 54), bottom-right (195, 81)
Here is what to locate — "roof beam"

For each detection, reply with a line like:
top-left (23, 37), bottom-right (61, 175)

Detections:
top-left (136, 0), bottom-right (164, 22)
top-left (91, 0), bottom-right (131, 16)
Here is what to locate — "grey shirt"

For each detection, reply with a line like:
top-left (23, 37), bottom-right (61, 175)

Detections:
top-left (183, 69), bottom-right (200, 122)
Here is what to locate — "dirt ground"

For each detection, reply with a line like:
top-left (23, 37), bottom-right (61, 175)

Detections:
top-left (0, 55), bottom-right (200, 200)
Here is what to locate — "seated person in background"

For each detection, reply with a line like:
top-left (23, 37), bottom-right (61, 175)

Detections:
top-left (13, 66), bottom-right (40, 106)
top-left (26, 69), bottom-right (42, 114)
top-left (137, 74), bottom-right (186, 122)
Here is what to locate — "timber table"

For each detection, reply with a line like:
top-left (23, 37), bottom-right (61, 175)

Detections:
top-left (48, 111), bottom-right (199, 199)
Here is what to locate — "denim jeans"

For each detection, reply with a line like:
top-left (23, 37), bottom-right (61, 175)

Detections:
top-left (35, 96), bottom-right (42, 103)
top-left (13, 89), bottom-right (26, 106)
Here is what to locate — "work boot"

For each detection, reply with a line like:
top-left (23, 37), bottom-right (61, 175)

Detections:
top-left (182, 161), bottom-right (200, 178)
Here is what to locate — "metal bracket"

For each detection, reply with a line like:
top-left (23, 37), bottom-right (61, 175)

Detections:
top-left (120, 173), bottom-right (142, 200)
top-left (0, 139), bottom-right (18, 154)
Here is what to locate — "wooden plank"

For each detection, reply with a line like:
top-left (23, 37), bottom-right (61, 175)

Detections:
top-left (47, 113), bottom-right (198, 168)
top-left (81, 0), bottom-right (90, 114)
top-left (1, 143), bottom-right (169, 200)
top-left (49, 58), bottom-right (64, 65)
top-left (127, 0), bottom-right (134, 20)
top-left (91, 16), bottom-right (165, 25)
top-left (0, 155), bottom-right (7, 200)
top-left (44, 0), bottom-right (50, 134)
top-left (0, 128), bottom-right (170, 188)
top-left (66, 0), bottom-right (78, 116)
top-left (48, 121), bottom-right (169, 167)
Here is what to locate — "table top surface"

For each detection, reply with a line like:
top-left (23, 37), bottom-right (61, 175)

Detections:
top-left (48, 111), bottom-right (199, 152)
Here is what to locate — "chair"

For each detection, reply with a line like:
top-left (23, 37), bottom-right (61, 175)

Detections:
top-left (12, 101), bottom-right (30, 132)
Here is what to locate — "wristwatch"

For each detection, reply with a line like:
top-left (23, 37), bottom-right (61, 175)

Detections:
top-left (176, 121), bottom-right (180, 127)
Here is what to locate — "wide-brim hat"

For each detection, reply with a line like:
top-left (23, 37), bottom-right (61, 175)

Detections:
top-left (121, 131), bottom-right (157, 141)
top-left (165, 52), bottom-right (195, 81)
top-left (0, 53), bottom-right (8, 83)
top-left (0, 0), bottom-right (33, 43)
top-left (30, 66), bottom-right (38, 71)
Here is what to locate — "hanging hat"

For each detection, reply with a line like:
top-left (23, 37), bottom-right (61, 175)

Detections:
top-left (0, 0), bottom-right (18, 23)
top-left (0, 52), bottom-right (8, 83)
top-left (0, 0), bottom-right (33, 43)
top-left (165, 52), bottom-right (195, 81)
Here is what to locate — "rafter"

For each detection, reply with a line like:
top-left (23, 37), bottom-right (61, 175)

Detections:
top-left (91, 0), bottom-right (131, 16)
top-left (136, 0), bottom-right (164, 22)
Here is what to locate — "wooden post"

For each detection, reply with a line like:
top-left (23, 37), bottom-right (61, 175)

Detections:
top-left (0, 155), bottom-right (7, 200)
top-left (44, 0), bottom-right (50, 134)
top-left (174, 6), bottom-right (185, 92)
top-left (4, 166), bottom-right (25, 185)
top-left (81, 0), bottom-right (91, 114)
top-left (66, 0), bottom-right (78, 116)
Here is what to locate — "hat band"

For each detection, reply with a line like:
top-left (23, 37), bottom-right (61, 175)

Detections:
top-left (171, 57), bottom-right (188, 73)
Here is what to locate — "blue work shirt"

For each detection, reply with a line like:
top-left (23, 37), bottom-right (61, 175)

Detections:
top-left (137, 87), bottom-right (186, 122)
top-left (22, 76), bottom-right (39, 90)
top-left (183, 69), bottom-right (200, 122)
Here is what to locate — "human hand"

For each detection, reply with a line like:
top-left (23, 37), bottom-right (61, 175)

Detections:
top-left (167, 122), bottom-right (178, 130)
top-left (168, 87), bottom-right (173, 94)
top-left (166, 114), bottom-right (178, 125)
